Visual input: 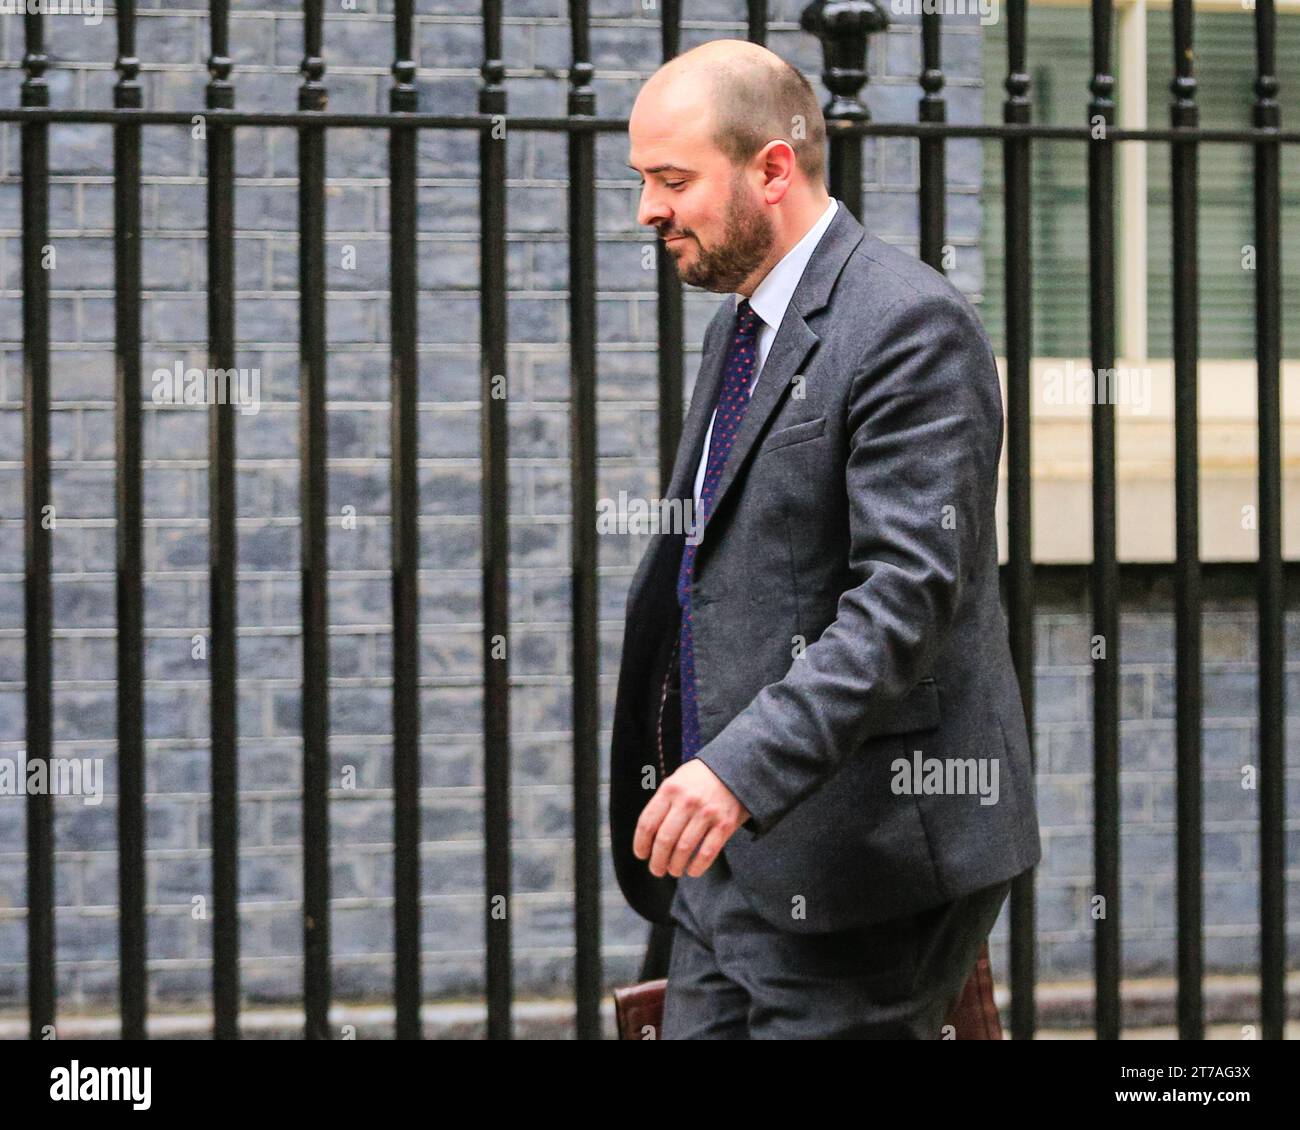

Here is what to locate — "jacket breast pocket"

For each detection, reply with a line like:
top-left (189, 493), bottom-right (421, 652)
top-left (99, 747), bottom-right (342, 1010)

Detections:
top-left (760, 414), bottom-right (826, 454)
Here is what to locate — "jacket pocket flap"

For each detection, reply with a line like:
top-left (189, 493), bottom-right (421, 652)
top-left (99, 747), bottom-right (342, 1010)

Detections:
top-left (761, 415), bottom-right (826, 452)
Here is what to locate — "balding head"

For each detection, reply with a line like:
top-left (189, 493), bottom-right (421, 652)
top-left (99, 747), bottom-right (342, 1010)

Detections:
top-left (628, 39), bottom-right (832, 296)
top-left (642, 40), bottom-right (826, 187)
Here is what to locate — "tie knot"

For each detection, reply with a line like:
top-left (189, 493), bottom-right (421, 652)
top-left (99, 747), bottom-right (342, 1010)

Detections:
top-left (735, 298), bottom-right (760, 339)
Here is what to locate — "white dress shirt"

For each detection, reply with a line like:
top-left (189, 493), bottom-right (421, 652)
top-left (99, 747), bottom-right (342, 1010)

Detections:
top-left (692, 196), bottom-right (839, 513)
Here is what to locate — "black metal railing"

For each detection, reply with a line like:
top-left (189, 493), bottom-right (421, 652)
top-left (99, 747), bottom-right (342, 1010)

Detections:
top-left (2, 0), bottom-right (1290, 1041)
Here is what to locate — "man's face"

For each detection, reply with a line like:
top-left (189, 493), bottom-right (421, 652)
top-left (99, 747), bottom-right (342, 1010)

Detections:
top-left (628, 93), bottom-right (776, 294)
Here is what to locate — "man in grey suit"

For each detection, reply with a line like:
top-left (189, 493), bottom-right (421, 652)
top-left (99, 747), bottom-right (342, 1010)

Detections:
top-left (611, 39), bottom-right (1041, 1038)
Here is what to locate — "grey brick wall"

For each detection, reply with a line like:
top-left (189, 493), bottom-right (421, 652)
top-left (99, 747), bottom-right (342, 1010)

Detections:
top-left (0, 2), bottom-right (1292, 1017)
top-left (1020, 584), bottom-right (1300, 990)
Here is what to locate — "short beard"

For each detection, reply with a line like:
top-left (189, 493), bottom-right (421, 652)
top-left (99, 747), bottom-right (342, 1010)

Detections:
top-left (674, 171), bottom-right (774, 293)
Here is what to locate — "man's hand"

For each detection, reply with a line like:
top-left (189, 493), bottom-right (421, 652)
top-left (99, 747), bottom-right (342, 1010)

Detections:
top-left (633, 759), bottom-right (751, 878)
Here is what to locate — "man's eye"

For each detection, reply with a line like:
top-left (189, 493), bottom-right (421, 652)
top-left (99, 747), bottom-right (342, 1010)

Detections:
top-left (636, 178), bottom-right (685, 191)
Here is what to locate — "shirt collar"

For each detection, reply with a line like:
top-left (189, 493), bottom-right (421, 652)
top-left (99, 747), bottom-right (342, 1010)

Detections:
top-left (734, 196), bottom-right (839, 331)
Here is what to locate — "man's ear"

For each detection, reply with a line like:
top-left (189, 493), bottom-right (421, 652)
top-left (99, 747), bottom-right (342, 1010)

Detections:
top-left (757, 139), bottom-right (797, 202)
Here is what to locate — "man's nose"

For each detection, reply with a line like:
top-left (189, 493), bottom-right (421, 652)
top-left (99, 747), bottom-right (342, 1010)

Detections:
top-left (636, 184), bottom-right (670, 231)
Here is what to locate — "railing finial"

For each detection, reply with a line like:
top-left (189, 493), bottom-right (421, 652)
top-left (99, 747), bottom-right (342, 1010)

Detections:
top-left (799, 0), bottom-right (889, 122)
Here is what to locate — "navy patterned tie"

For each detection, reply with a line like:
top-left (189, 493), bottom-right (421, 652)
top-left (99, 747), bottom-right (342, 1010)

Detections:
top-left (676, 298), bottom-right (761, 761)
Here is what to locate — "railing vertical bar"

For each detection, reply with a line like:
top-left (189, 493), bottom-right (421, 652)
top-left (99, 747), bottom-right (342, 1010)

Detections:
top-left (567, 0), bottom-right (601, 1041)
top-left (389, 0), bottom-right (423, 1042)
top-left (21, 8), bottom-right (53, 1043)
top-left (298, 0), bottom-right (332, 1041)
top-left (1169, 0), bottom-right (1204, 1042)
top-left (1087, 0), bottom-right (1121, 1042)
top-left (660, 0), bottom-right (680, 62)
top-left (655, 1), bottom-right (684, 497)
top-left (1251, 0), bottom-right (1285, 1044)
top-left (747, 0), bottom-right (768, 47)
top-left (206, 0), bottom-right (240, 1042)
top-left (114, 0), bottom-right (146, 1042)
top-left (1002, 0), bottom-right (1037, 1041)
top-left (637, 0), bottom-right (685, 986)
top-left (479, 0), bottom-right (513, 1041)
top-left (918, 10), bottom-right (946, 270)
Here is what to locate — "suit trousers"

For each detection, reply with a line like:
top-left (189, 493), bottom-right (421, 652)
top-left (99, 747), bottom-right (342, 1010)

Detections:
top-left (661, 849), bottom-right (1012, 1039)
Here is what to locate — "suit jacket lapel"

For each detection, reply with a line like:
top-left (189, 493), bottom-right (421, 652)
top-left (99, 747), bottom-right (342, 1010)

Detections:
top-left (620, 311), bottom-right (729, 624)
top-left (703, 316), bottom-right (818, 536)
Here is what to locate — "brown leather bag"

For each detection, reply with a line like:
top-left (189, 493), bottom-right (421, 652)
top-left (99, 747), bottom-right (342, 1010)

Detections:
top-left (613, 940), bottom-right (1003, 1039)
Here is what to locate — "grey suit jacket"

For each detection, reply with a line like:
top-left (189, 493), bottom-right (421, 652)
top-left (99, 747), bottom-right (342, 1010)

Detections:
top-left (609, 201), bottom-right (1042, 934)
